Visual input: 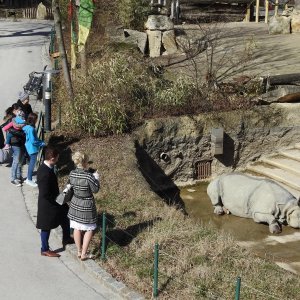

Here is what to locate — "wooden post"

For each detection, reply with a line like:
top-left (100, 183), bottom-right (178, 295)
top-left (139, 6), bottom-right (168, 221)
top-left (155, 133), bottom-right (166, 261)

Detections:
top-left (275, 0), bottom-right (279, 16)
top-left (255, 0), bottom-right (259, 22)
top-left (245, 4), bottom-right (251, 22)
top-left (265, 0), bottom-right (269, 23)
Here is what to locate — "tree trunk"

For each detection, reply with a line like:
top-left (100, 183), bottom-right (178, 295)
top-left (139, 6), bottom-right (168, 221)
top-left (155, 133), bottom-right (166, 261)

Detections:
top-left (52, 0), bottom-right (74, 101)
top-left (261, 73), bottom-right (300, 87)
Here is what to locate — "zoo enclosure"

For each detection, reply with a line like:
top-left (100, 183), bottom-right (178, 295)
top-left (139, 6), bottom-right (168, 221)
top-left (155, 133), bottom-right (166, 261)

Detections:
top-left (154, 0), bottom-right (295, 23)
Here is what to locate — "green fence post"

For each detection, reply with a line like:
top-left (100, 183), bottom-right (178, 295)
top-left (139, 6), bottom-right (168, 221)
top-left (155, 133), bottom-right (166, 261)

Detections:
top-left (101, 212), bottom-right (106, 261)
top-left (54, 58), bottom-right (59, 70)
top-left (153, 242), bottom-right (159, 298)
top-left (58, 105), bottom-right (61, 127)
top-left (50, 27), bottom-right (54, 54)
top-left (235, 276), bottom-right (241, 300)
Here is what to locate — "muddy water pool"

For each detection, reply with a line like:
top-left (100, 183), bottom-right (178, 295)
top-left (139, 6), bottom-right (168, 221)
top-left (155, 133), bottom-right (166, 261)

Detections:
top-left (180, 182), bottom-right (300, 274)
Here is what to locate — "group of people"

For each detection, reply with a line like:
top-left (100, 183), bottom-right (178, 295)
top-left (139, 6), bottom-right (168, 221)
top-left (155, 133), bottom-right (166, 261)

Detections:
top-left (0, 91), bottom-right (44, 187)
top-left (36, 148), bottom-right (100, 260)
top-left (1, 92), bottom-right (100, 260)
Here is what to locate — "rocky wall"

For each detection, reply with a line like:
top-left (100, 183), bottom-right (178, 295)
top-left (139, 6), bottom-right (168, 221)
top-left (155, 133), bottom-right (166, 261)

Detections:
top-left (134, 103), bottom-right (300, 188)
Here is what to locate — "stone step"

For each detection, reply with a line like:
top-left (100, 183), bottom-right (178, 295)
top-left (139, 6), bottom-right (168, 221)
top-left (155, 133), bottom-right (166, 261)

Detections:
top-left (246, 163), bottom-right (300, 194)
top-left (244, 169), bottom-right (300, 199)
top-left (279, 148), bottom-right (300, 163)
top-left (261, 155), bottom-right (300, 176)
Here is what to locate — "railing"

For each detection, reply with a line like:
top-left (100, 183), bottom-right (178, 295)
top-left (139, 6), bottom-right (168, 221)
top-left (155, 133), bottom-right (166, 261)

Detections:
top-left (35, 111), bottom-right (45, 168)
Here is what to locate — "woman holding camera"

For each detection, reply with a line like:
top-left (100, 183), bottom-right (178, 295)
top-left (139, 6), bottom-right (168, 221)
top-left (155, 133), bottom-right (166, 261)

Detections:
top-left (68, 151), bottom-right (100, 260)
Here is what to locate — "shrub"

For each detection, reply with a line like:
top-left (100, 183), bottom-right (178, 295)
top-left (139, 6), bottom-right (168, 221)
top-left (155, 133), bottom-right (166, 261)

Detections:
top-left (117, 0), bottom-right (150, 30)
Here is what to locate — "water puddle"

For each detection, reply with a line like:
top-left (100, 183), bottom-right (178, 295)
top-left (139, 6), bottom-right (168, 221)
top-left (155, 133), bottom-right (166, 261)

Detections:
top-left (180, 182), bottom-right (300, 274)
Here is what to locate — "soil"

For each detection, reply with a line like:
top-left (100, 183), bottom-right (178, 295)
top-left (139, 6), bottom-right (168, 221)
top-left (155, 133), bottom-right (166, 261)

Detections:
top-left (155, 22), bottom-right (300, 80)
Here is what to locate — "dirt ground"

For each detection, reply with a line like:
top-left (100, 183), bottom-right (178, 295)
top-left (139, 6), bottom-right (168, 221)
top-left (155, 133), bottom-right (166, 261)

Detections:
top-left (161, 22), bottom-right (300, 81)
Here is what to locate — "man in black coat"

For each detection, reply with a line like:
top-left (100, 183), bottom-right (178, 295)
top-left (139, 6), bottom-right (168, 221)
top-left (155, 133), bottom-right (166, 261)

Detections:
top-left (36, 146), bottom-right (73, 257)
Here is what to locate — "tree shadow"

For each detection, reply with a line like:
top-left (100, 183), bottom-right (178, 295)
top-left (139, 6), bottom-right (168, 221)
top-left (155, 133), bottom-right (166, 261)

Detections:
top-left (104, 217), bottom-right (162, 249)
top-left (47, 135), bottom-right (80, 176)
top-left (135, 142), bottom-right (187, 215)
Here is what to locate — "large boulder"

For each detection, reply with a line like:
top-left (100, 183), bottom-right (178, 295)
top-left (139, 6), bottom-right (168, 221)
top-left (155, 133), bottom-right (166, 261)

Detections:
top-left (145, 15), bottom-right (174, 31)
top-left (268, 16), bottom-right (291, 34)
top-left (291, 11), bottom-right (300, 33)
top-left (36, 2), bottom-right (47, 20)
top-left (162, 30), bottom-right (177, 55)
top-left (147, 30), bottom-right (162, 57)
top-left (123, 29), bottom-right (148, 54)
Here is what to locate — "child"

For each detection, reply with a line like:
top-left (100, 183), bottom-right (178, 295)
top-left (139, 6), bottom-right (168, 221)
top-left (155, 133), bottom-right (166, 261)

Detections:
top-left (3, 110), bottom-right (26, 149)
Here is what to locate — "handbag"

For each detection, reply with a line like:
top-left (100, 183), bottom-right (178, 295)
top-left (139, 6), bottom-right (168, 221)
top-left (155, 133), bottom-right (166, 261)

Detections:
top-left (56, 184), bottom-right (74, 205)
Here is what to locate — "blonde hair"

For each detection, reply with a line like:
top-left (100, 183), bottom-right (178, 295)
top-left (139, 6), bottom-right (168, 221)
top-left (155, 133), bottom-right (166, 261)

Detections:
top-left (72, 151), bottom-right (89, 168)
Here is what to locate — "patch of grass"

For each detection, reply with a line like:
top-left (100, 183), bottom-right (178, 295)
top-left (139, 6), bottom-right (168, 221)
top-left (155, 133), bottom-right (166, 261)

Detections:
top-left (52, 134), bottom-right (300, 299)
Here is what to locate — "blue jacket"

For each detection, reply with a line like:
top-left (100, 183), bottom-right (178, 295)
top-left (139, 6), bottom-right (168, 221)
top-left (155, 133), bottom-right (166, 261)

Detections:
top-left (22, 125), bottom-right (45, 155)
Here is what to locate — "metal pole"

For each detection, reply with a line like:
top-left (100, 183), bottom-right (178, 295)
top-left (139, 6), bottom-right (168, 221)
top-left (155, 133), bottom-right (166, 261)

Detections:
top-left (265, 0), bottom-right (269, 23)
top-left (275, 0), bottom-right (279, 16)
top-left (153, 243), bottom-right (159, 298)
top-left (101, 212), bottom-right (106, 260)
top-left (175, 0), bottom-right (180, 24)
top-left (44, 88), bottom-right (51, 132)
top-left (235, 277), bottom-right (241, 300)
top-left (255, 0), bottom-right (260, 23)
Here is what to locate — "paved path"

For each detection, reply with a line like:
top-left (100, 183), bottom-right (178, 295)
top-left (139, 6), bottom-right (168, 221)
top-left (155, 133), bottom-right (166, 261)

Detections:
top-left (0, 20), bottom-right (123, 300)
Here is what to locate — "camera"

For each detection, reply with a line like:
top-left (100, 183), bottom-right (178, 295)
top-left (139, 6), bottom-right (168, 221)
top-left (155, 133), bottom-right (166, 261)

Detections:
top-left (87, 167), bottom-right (96, 173)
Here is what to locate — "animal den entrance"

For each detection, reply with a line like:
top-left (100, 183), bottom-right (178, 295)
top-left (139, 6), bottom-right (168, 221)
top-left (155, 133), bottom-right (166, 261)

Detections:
top-left (196, 160), bottom-right (212, 180)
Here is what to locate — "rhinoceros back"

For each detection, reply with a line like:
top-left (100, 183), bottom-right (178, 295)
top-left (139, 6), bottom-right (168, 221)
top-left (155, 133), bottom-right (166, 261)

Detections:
top-left (219, 173), bottom-right (263, 217)
top-left (219, 173), bottom-right (295, 218)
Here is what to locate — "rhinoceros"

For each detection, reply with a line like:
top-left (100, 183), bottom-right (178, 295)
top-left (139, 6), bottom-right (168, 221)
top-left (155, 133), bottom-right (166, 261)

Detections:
top-left (207, 173), bottom-right (300, 234)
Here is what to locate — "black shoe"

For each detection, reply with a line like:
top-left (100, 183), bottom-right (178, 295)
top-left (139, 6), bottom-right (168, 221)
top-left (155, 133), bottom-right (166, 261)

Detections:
top-left (11, 179), bottom-right (21, 187)
top-left (62, 237), bottom-right (74, 247)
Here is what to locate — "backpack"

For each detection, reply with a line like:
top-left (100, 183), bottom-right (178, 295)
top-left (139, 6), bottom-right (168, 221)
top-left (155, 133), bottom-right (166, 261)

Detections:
top-left (0, 148), bottom-right (12, 164)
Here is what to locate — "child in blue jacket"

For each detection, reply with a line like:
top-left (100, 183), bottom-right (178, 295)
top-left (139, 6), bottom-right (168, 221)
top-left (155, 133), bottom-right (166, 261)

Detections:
top-left (23, 113), bottom-right (45, 187)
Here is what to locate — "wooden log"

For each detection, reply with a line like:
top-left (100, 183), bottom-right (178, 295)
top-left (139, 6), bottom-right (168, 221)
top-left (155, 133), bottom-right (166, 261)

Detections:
top-left (181, 5), bottom-right (247, 13)
top-left (261, 73), bottom-right (300, 86)
top-left (277, 92), bottom-right (300, 103)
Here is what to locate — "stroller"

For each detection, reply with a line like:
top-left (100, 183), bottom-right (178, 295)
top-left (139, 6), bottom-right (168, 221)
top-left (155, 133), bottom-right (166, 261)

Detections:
top-left (23, 65), bottom-right (47, 99)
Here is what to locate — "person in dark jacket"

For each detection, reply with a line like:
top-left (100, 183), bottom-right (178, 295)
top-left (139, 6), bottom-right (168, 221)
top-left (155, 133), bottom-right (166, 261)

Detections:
top-left (36, 146), bottom-right (73, 257)
top-left (1, 103), bottom-right (25, 185)
top-left (9, 126), bottom-right (25, 186)
top-left (16, 92), bottom-right (32, 121)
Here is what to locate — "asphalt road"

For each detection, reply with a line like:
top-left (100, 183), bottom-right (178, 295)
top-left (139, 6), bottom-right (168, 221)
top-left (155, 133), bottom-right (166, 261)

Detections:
top-left (0, 20), bottom-right (122, 300)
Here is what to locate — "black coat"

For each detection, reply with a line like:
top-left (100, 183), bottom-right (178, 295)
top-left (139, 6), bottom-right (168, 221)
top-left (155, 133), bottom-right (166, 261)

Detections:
top-left (36, 163), bottom-right (69, 230)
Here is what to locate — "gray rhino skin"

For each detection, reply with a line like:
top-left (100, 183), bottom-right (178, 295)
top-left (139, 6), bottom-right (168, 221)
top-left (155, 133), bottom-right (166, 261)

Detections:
top-left (207, 173), bottom-right (300, 234)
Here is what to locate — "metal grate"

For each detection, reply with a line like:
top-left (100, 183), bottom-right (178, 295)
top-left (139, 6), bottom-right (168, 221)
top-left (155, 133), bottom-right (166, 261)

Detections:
top-left (196, 160), bottom-right (212, 180)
